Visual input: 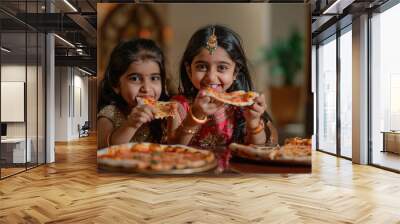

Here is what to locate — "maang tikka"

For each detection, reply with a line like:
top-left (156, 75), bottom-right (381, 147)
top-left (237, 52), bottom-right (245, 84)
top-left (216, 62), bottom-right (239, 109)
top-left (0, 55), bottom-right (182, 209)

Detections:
top-left (206, 27), bottom-right (218, 55)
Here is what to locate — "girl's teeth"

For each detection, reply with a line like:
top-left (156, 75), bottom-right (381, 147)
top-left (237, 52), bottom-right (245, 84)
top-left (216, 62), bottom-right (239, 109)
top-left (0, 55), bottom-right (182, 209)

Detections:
top-left (209, 84), bottom-right (220, 89)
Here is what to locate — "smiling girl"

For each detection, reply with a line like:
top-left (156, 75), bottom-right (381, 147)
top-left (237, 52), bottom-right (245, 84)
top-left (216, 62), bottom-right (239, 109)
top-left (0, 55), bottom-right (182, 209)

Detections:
top-left (168, 25), bottom-right (277, 148)
top-left (97, 38), bottom-right (169, 149)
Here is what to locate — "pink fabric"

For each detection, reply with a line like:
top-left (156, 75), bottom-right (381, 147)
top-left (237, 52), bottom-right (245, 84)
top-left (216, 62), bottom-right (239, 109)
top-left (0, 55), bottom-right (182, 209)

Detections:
top-left (172, 95), bottom-right (238, 149)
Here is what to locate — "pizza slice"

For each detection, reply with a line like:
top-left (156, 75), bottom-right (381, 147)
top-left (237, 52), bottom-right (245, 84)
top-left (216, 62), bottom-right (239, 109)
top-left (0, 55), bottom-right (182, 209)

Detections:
top-left (229, 143), bottom-right (279, 160)
top-left (137, 97), bottom-right (178, 119)
top-left (277, 145), bottom-right (311, 163)
top-left (285, 137), bottom-right (312, 146)
top-left (229, 142), bottom-right (311, 165)
top-left (204, 87), bottom-right (259, 106)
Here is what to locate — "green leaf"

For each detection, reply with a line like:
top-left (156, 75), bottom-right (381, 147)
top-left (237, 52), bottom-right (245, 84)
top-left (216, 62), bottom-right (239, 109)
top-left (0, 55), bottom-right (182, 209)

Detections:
top-left (262, 28), bottom-right (304, 86)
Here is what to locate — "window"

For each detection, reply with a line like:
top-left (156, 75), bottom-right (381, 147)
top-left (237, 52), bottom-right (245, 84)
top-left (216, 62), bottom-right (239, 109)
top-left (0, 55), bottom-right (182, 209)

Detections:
top-left (339, 27), bottom-right (352, 158)
top-left (317, 35), bottom-right (337, 154)
top-left (370, 2), bottom-right (400, 171)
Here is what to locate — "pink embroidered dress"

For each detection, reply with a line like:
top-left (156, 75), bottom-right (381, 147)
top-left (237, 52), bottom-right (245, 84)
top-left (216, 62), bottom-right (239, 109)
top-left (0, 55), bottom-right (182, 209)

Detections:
top-left (173, 95), bottom-right (243, 149)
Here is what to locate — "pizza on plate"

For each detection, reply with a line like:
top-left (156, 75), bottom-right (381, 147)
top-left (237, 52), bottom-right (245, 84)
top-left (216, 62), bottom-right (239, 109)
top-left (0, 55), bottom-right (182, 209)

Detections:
top-left (137, 97), bottom-right (178, 119)
top-left (97, 143), bottom-right (216, 173)
top-left (285, 137), bottom-right (312, 146)
top-left (229, 139), bottom-right (311, 165)
top-left (204, 87), bottom-right (259, 106)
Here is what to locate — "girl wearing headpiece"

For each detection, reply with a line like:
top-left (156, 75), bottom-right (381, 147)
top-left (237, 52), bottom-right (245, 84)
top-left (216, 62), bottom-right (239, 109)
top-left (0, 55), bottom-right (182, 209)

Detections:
top-left (167, 25), bottom-right (278, 148)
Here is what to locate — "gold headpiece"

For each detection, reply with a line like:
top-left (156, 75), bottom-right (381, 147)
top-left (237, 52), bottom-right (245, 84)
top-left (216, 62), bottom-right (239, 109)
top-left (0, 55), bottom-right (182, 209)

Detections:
top-left (206, 27), bottom-right (218, 55)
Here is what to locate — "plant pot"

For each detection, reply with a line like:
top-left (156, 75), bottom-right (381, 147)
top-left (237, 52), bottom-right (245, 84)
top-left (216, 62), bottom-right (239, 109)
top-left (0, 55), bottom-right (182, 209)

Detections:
top-left (269, 86), bottom-right (301, 127)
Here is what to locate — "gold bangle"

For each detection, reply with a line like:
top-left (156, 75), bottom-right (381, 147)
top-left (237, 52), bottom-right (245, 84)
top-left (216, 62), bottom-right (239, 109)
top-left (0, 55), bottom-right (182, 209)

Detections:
top-left (180, 123), bottom-right (199, 135)
top-left (247, 120), bottom-right (265, 135)
top-left (181, 127), bottom-right (198, 135)
top-left (189, 107), bottom-right (207, 124)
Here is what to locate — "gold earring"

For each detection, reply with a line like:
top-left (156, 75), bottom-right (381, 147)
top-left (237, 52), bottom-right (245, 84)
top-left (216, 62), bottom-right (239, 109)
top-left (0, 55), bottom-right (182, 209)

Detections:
top-left (206, 27), bottom-right (218, 55)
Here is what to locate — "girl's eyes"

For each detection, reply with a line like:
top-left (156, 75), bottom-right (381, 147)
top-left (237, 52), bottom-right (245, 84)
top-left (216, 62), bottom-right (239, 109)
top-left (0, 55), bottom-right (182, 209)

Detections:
top-left (217, 65), bottom-right (229, 72)
top-left (195, 64), bottom-right (208, 71)
top-left (128, 74), bottom-right (161, 82)
top-left (194, 64), bottom-right (230, 72)
top-left (151, 75), bottom-right (161, 81)
top-left (129, 75), bottom-right (141, 82)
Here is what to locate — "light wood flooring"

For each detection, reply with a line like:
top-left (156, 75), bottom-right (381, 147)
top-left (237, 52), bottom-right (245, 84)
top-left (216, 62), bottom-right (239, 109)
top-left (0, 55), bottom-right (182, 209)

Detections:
top-left (372, 151), bottom-right (400, 171)
top-left (0, 135), bottom-right (400, 223)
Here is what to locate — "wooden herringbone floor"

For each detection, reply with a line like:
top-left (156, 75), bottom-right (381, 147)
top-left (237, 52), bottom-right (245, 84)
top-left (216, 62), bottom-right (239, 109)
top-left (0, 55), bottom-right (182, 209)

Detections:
top-left (1, 135), bottom-right (400, 224)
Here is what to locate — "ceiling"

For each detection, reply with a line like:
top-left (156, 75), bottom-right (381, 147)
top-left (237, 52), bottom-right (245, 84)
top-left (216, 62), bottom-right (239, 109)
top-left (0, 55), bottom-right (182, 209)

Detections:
top-left (0, 0), bottom-right (98, 73)
top-left (311, 0), bottom-right (390, 44)
top-left (1, 0), bottom-right (389, 75)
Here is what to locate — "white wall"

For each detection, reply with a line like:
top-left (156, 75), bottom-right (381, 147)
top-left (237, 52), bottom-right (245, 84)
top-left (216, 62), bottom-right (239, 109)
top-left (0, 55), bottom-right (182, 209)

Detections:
top-left (72, 73), bottom-right (89, 138)
top-left (1, 64), bottom-right (46, 163)
top-left (54, 67), bottom-right (89, 141)
top-left (1, 65), bottom-right (38, 138)
top-left (55, 66), bottom-right (69, 141)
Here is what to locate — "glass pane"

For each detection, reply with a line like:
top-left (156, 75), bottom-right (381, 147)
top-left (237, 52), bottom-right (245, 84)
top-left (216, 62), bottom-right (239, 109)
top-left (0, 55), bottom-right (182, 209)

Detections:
top-left (317, 36), bottom-right (337, 154)
top-left (371, 4), bottom-right (400, 171)
top-left (27, 31), bottom-right (38, 169)
top-left (1, 31), bottom-right (27, 177)
top-left (38, 33), bottom-right (45, 165)
top-left (340, 29), bottom-right (352, 158)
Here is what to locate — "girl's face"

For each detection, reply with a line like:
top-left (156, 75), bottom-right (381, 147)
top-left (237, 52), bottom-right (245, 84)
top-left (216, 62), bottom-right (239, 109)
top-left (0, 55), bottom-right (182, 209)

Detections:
top-left (187, 47), bottom-right (236, 92)
top-left (113, 60), bottom-right (162, 107)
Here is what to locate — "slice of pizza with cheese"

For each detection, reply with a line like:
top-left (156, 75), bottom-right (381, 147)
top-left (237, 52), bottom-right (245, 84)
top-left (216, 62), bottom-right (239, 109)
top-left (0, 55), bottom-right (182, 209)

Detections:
top-left (97, 142), bottom-right (217, 173)
top-left (229, 140), bottom-right (311, 165)
top-left (137, 97), bottom-right (178, 119)
top-left (204, 87), bottom-right (259, 106)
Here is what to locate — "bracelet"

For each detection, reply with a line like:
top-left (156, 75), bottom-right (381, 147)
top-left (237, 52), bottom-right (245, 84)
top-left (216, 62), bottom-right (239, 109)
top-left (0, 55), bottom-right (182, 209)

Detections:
top-left (189, 107), bottom-right (207, 124)
top-left (180, 123), bottom-right (199, 135)
top-left (247, 120), bottom-right (265, 135)
top-left (181, 127), bottom-right (199, 135)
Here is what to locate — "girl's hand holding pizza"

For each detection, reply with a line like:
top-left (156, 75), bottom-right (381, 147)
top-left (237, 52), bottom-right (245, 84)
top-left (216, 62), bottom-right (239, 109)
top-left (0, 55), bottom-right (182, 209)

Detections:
top-left (191, 89), bottom-right (224, 119)
top-left (127, 104), bottom-right (156, 130)
top-left (243, 94), bottom-right (267, 129)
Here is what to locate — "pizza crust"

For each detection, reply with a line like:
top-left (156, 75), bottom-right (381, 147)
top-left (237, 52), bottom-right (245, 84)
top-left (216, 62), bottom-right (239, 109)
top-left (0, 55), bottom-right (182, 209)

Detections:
top-left (97, 143), bottom-right (216, 173)
top-left (137, 97), bottom-right (178, 119)
top-left (204, 88), bottom-right (259, 106)
top-left (229, 141), bottom-right (311, 165)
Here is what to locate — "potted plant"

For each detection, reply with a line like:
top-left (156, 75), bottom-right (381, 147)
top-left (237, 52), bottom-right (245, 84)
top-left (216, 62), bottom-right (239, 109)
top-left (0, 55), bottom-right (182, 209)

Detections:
top-left (263, 29), bottom-right (304, 127)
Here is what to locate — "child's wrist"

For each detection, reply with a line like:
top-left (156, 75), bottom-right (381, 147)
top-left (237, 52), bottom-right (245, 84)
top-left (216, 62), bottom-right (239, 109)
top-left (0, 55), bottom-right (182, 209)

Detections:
top-left (247, 119), bottom-right (264, 135)
top-left (124, 122), bottom-right (140, 132)
top-left (125, 118), bottom-right (142, 130)
top-left (246, 118), bottom-right (261, 130)
top-left (180, 122), bottom-right (200, 135)
top-left (190, 106), bottom-right (207, 124)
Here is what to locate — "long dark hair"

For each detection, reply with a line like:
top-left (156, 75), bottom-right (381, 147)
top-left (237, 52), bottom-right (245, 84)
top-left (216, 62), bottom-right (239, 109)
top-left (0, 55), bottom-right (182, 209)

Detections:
top-left (179, 25), bottom-right (254, 98)
top-left (98, 38), bottom-right (168, 142)
top-left (179, 25), bottom-right (272, 142)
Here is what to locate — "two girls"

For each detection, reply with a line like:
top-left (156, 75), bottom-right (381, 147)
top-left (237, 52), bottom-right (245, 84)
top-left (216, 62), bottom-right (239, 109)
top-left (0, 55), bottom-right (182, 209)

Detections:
top-left (98, 26), bottom-right (277, 149)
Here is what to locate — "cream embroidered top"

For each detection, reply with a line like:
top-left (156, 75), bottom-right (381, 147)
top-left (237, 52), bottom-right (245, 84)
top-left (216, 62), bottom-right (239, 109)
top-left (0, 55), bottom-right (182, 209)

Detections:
top-left (97, 105), bottom-right (154, 143)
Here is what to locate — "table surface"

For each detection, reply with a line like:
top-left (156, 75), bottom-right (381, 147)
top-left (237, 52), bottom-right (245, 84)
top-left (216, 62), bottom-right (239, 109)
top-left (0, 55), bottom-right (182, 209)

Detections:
top-left (1, 138), bottom-right (27, 143)
top-left (229, 157), bottom-right (311, 174)
top-left (98, 156), bottom-right (311, 175)
top-left (381, 131), bottom-right (400, 134)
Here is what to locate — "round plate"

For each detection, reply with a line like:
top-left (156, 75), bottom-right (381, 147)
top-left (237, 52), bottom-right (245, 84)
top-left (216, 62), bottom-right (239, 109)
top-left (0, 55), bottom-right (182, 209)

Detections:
top-left (98, 159), bottom-right (218, 174)
top-left (97, 143), bottom-right (218, 174)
